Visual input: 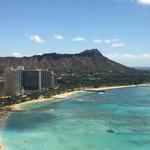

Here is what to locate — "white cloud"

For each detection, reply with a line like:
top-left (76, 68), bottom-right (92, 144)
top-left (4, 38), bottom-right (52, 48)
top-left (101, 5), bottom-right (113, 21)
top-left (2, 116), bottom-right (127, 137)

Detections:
top-left (137, 0), bottom-right (150, 5)
top-left (107, 53), bottom-right (150, 59)
top-left (106, 53), bottom-right (150, 66)
top-left (103, 38), bottom-right (124, 48)
top-left (113, 0), bottom-right (150, 6)
top-left (30, 35), bottom-right (45, 43)
top-left (104, 39), bottom-right (119, 44)
top-left (93, 39), bottom-right (102, 44)
top-left (72, 37), bottom-right (86, 42)
top-left (12, 52), bottom-right (23, 57)
top-left (112, 42), bottom-right (125, 48)
top-left (54, 34), bottom-right (64, 40)
top-left (104, 39), bottom-right (111, 44)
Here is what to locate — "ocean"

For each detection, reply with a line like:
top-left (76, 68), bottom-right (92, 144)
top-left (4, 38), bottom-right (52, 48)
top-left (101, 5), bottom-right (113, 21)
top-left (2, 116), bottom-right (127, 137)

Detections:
top-left (2, 86), bottom-right (150, 150)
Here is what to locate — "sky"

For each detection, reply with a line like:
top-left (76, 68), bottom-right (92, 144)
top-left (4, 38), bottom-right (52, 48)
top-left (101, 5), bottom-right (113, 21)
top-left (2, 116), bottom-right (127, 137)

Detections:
top-left (0, 0), bottom-right (150, 67)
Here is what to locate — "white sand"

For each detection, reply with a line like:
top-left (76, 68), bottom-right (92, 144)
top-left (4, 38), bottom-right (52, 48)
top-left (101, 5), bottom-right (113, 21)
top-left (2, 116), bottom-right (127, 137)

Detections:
top-left (84, 85), bottom-right (136, 91)
top-left (11, 84), bottom-right (137, 111)
top-left (11, 90), bottom-right (83, 111)
top-left (1, 84), bottom-right (142, 150)
top-left (0, 113), bottom-right (9, 150)
top-left (0, 138), bottom-right (5, 150)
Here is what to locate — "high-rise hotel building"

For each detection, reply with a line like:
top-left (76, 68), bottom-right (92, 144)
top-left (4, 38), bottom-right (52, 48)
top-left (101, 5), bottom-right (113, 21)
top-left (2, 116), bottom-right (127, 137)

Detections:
top-left (0, 66), bottom-right (57, 96)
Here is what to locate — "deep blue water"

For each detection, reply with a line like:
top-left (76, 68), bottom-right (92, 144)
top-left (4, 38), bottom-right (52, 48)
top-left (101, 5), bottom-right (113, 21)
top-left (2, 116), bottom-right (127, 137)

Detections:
top-left (2, 86), bottom-right (150, 150)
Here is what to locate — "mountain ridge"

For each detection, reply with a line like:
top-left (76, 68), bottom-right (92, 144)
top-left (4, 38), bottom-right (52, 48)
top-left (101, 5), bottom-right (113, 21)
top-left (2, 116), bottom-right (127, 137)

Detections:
top-left (0, 49), bottom-right (130, 72)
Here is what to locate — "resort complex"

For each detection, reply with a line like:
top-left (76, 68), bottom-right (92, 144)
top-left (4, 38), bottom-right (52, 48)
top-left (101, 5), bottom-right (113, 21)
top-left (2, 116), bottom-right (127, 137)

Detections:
top-left (0, 66), bottom-right (58, 97)
top-left (0, 0), bottom-right (150, 149)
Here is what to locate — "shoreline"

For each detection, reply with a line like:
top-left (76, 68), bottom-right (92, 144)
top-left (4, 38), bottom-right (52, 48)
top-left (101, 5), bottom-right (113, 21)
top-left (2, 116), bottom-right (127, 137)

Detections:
top-left (0, 136), bottom-right (5, 150)
top-left (83, 84), bottom-right (137, 91)
top-left (11, 90), bottom-right (84, 111)
top-left (11, 84), bottom-right (138, 111)
top-left (0, 83), bottom-right (149, 150)
top-left (0, 111), bottom-right (9, 150)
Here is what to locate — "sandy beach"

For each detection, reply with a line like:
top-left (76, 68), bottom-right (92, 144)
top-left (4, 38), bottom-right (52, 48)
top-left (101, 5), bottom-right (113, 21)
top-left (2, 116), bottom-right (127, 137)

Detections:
top-left (11, 90), bottom-right (83, 111)
top-left (0, 132), bottom-right (5, 150)
top-left (0, 111), bottom-right (9, 150)
top-left (10, 84), bottom-right (137, 111)
top-left (84, 84), bottom-right (137, 91)
top-left (0, 132), bottom-right (6, 150)
top-left (0, 144), bottom-right (5, 150)
top-left (0, 84), bottom-right (147, 150)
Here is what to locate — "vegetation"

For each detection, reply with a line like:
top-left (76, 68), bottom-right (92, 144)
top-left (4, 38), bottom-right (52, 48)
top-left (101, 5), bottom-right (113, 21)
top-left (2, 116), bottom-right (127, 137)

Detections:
top-left (1, 69), bottom-right (150, 109)
top-left (1, 50), bottom-right (150, 110)
top-left (57, 69), bottom-right (150, 89)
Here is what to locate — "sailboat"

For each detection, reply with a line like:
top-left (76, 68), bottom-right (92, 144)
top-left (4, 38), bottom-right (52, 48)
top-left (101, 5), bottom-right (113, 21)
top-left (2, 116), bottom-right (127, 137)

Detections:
top-left (106, 121), bottom-right (114, 132)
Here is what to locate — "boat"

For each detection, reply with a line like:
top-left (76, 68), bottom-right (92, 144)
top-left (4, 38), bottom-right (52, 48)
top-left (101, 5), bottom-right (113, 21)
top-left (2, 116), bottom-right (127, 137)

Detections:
top-left (99, 90), bottom-right (105, 94)
top-left (106, 121), bottom-right (114, 133)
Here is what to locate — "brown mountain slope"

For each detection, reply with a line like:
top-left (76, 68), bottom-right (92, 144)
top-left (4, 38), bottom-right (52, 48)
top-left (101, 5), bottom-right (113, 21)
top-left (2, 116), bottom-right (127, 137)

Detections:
top-left (0, 49), bottom-right (130, 72)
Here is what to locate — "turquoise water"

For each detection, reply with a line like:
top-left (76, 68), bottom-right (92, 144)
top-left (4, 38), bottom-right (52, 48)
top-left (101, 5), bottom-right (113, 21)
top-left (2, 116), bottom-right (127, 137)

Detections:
top-left (2, 86), bottom-right (150, 150)
top-left (21, 91), bottom-right (86, 110)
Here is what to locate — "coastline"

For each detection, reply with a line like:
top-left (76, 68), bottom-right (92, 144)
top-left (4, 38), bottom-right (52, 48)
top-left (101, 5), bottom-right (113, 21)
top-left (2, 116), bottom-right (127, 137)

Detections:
top-left (0, 83), bottom-right (148, 150)
top-left (11, 84), bottom-right (138, 111)
top-left (0, 111), bottom-right (9, 150)
top-left (11, 90), bottom-right (83, 111)
top-left (83, 84), bottom-right (137, 91)
top-left (0, 133), bottom-right (5, 150)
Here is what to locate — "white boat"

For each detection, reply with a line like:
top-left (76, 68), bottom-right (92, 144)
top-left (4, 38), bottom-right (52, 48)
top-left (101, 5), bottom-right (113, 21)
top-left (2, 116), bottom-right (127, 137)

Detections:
top-left (106, 121), bottom-right (114, 133)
